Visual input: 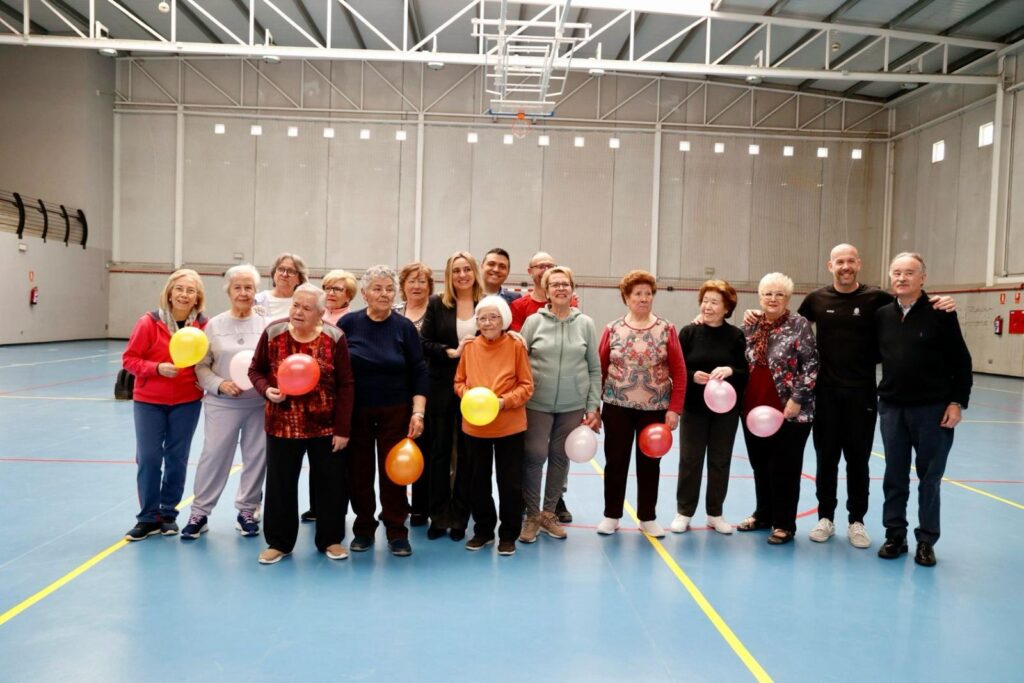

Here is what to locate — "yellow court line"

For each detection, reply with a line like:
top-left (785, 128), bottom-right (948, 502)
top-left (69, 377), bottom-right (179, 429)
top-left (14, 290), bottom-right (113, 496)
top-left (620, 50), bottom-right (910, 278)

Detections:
top-left (0, 395), bottom-right (117, 402)
top-left (870, 452), bottom-right (1024, 511)
top-left (0, 464), bottom-right (243, 627)
top-left (588, 459), bottom-right (772, 683)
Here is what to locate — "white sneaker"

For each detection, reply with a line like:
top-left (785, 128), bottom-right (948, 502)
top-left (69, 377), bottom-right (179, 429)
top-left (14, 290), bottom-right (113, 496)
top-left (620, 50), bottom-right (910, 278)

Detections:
top-left (809, 518), bottom-right (835, 543)
top-left (325, 544), bottom-right (349, 560)
top-left (670, 514), bottom-right (691, 533)
top-left (706, 516), bottom-right (734, 535)
top-left (639, 520), bottom-right (666, 538)
top-left (596, 517), bottom-right (620, 535)
top-left (847, 522), bottom-right (871, 549)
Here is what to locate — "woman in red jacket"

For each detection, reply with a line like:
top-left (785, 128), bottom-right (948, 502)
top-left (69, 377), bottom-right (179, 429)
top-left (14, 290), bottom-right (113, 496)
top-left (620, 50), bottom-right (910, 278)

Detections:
top-left (122, 269), bottom-right (208, 541)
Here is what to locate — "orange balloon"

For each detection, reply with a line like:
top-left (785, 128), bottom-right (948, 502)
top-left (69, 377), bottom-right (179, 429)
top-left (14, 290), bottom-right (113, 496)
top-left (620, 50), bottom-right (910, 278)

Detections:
top-left (385, 437), bottom-right (424, 486)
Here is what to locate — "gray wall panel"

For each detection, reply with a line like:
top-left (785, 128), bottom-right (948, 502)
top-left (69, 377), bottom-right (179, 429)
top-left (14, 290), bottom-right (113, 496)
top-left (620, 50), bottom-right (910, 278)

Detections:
top-left (610, 133), bottom-right (655, 275)
top-left (469, 131), bottom-right (543, 260)
top-left (119, 114), bottom-right (176, 264)
top-left (913, 117), bottom-right (961, 283)
top-left (1007, 91), bottom-right (1024, 274)
top-left (954, 107), bottom-right (994, 283)
top-left (422, 126), bottom-right (473, 266)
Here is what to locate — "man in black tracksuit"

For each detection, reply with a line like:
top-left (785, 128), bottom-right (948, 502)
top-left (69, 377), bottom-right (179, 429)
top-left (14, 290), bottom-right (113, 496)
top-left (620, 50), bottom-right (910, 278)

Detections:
top-left (875, 252), bottom-right (972, 567)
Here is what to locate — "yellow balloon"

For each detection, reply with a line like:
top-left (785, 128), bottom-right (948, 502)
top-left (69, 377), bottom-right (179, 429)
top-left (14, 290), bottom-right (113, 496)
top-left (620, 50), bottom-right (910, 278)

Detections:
top-left (169, 327), bottom-right (209, 368)
top-left (461, 387), bottom-right (500, 426)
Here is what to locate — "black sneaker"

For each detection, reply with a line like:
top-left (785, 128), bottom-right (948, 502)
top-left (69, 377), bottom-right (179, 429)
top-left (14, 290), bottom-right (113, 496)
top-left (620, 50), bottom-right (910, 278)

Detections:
top-left (878, 537), bottom-right (908, 559)
top-left (465, 536), bottom-right (494, 551)
top-left (350, 536), bottom-right (375, 552)
top-left (236, 511), bottom-right (260, 537)
top-left (555, 497), bottom-right (573, 524)
top-left (388, 539), bottom-right (413, 557)
top-left (180, 515), bottom-right (209, 539)
top-left (160, 519), bottom-right (179, 536)
top-left (497, 540), bottom-right (516, 556)
top-left (125, 522), bottom-right (161, 542)
top-left (410, 513), bottom-right (428, 527)
top-left (300, 509), bottom-right (316, 523)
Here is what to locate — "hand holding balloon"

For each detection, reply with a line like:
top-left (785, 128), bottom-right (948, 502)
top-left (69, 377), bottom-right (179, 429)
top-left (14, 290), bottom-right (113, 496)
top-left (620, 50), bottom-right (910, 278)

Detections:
top-left (169, 327), bottom-right (209, 368)
top-left (565, 425), bottom-right (598, 463)
top-left (265, 387), bottom-right (286, 404)
top-left (218, 380), bottom-right (242, 397)
top-left (157, 362), bottom-right (179, 378)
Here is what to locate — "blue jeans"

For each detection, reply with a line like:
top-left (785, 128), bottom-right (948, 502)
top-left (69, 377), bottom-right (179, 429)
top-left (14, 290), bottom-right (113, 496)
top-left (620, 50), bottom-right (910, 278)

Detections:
top-left (134, 400), bottom-right (202, 523)
top-left (879, 399), bottom-right (954, 545)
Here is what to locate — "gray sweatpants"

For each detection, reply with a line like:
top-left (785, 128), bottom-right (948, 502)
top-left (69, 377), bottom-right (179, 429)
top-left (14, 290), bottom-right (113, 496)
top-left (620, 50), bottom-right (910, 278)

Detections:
top-left (522, 408), bottom-right (584, 516)
top-left (190, 401), bottom-right (267, 517)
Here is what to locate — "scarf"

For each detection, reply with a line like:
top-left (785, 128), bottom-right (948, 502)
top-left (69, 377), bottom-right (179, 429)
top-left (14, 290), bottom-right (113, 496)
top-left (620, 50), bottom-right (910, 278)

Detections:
top-left (158, 307), bottom-right (200, 336)
top-left (750, 310), bottom-right (789, 367)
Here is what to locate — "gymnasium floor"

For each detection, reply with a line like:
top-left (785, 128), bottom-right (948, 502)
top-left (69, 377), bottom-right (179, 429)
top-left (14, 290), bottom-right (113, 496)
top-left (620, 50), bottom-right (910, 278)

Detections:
top-left (0, 340), bottom-right (1021, 682)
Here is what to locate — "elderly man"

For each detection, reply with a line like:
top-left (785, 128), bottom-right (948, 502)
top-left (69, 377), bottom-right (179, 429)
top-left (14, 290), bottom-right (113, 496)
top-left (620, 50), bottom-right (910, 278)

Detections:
top-left (481, 248), bottom-right (522, 304)
top-left (798, 243), bottom-right (954, 550)
top-left (875, 252), bottom-right (972, 567)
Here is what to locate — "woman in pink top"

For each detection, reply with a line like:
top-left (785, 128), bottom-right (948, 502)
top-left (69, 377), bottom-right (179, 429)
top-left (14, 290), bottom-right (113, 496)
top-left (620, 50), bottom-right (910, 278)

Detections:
top-left (598, 270), bottom-right (686, 538)
top-left (322, 269), bottom-right (357, 326)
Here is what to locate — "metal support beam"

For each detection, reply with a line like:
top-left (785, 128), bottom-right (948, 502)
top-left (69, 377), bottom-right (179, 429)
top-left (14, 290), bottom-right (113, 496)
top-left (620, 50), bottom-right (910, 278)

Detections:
top-left (985, 57), bottom-right (1005, 286)
top-left (290, 0), bottom-right (326, 47)
top-left (0, 0), bottom-right (48, 34)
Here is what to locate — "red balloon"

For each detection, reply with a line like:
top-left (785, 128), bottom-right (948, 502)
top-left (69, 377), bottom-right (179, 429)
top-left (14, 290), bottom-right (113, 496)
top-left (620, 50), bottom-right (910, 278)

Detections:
top-left (385, 438), bottom-right (424, 486)
top-left (276, 353), bottom-right (321, 396)
top-left (639, 423), bottom-right (673, 458)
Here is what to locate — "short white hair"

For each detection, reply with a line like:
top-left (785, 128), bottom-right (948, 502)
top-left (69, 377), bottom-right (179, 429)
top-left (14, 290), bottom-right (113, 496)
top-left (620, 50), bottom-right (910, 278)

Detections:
top-left (360, 264), bottom-right (399, 291)
top-left (758, 272), bottom-right (794, 297)
top-left (224, 264), bottom-right (261, 292)
top-left (476, 295), bottom-right (513, 331)
top-left (293, 283), bottom-right (326, 312)
top-left (890, 251), bottom-right (927, 274)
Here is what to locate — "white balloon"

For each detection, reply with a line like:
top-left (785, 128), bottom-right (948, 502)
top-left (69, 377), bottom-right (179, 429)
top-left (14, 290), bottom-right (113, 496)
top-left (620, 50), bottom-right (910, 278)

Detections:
top-left (565, 424), bottom-right (598, 463)
top-left (229, 349), bottom-right (255, 391)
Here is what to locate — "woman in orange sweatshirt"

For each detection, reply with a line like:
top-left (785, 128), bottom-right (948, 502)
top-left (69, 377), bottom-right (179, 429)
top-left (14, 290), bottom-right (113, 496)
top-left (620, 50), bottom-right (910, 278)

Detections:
top-left (454, 295), bottom-right (534, 556)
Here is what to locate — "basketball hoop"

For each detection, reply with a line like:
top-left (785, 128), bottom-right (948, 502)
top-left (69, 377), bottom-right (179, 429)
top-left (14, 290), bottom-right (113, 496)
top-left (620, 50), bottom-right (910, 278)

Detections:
top-left (511, 111), bottom-right (531, 139)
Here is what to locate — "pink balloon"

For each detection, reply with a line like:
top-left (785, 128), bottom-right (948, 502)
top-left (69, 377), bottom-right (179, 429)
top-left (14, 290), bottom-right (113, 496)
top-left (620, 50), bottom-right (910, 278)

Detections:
top-left (746, 405), bottom-right (784, 438)
top-left (564, 425), bottom-right (598, 463)
top-left (704, 379), bottom-right (737, 414)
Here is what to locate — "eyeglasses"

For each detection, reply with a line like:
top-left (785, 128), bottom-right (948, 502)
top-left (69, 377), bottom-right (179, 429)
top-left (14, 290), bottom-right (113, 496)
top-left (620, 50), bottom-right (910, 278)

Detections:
top-left (276, 267), bottom-right (299, 276)
top-left (324, 286), bottom-right (346, 294)
top-left (171, 285), bottom-right (198, 295)
top-left (530, 263), bottom-right (555, 271)
top-left (477, 314), bottom-right (503, 324)
top-left (548, 282), bottom-right (572, 290)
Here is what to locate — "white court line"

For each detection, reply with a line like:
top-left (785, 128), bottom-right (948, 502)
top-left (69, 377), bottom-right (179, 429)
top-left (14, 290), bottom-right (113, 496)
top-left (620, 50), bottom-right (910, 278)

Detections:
top-left (0, 352), bottom-right (122, 370)
top-left (973, 384), bottom-right (1024, 396)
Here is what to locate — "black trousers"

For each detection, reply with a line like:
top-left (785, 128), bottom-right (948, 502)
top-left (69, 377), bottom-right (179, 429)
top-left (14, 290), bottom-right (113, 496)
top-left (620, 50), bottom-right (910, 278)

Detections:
top-left (347, 404), bottom-right (411, 541)
top-left (741, 420), bottom-right (812, 533)
top-left (813, 385), bottom-right (876, 524)
top-left (409, 426), bottom-right (431, 519)
top-left (676, 408), bottom-right (740, 517)
top-left (465, 432), bottom-right (524, 541)
top-left (427, 388), bottom-right (471, 530)
top-left (264, 434), bottom-right (347, 553)
top-left (601, 403), bottom-right (665, 522)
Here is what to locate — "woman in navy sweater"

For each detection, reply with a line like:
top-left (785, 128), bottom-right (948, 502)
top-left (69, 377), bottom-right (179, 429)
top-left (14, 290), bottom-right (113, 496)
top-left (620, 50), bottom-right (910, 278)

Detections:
top-left (339, 265), bottom-right (428, 557)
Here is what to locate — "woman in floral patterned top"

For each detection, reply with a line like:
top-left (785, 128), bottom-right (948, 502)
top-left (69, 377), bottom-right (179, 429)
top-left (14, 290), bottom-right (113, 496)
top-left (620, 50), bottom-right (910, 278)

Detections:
top-left (738, 272), bottom-right (819, 545)
top-left (598, 270), bottom-right (687, 538)
top-left (249, 284), bottom-right (354, 565)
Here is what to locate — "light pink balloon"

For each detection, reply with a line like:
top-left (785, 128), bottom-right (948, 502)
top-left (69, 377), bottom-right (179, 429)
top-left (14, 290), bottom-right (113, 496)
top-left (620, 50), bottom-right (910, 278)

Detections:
top-left (229, 349), bottom-right (255, 391)
top-left (564, 424), bottom-right (598, 463)
top-left (746, 405), bottom-right (784, 437)
top-left (704, 379), bottom-right (737, 413)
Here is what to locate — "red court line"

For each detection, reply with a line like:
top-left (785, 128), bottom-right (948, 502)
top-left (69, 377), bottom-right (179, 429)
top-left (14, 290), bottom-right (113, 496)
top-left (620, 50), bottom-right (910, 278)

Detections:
top-left (0, 373), bottom-right (116, 396)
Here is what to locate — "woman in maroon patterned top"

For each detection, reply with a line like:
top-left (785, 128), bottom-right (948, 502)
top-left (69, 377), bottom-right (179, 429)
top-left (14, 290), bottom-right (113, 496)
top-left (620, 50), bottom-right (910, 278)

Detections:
top-left (597, 270), bottom-right (687, 538)
top-left (249, 284), bottom-right (354, 565)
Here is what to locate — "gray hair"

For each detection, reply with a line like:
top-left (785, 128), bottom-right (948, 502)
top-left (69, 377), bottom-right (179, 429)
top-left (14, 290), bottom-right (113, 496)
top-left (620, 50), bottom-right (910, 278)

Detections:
top-left (360, 265), bottom-right (399, 291)
top-left (890, 251), bottom-right (927, 274)
top-left (223, 264), bottom-right (261, 292)
top-left (758, 272), bottom-right (794, 297)
top-left (293, 283), bottom-right (326, 312)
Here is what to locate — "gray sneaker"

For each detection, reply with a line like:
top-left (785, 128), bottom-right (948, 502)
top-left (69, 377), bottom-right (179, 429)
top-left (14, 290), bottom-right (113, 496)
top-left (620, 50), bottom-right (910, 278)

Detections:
top-left (847, 522), bottom-right (871, 549)
top-left (809, 518), bottom-right (835, 542)
top-left (519, 514), bottom-right (541, 544)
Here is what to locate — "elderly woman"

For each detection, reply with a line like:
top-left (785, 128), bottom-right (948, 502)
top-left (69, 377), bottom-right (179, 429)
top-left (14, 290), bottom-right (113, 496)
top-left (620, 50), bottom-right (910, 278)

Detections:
top-left (519, 266), bottom-right (601, 543)
top-left (179, 265), bottom-right (269, 540)
top-left (421, 251), bottom-right (483, 541)
top-left (454, 295), bottom-right (534, 556)
top-left (322, 269), bottom-right (357, 326)
top-left (255, 252), bottom-right (308, 320)
top-left (249, 283), bottom-right (354, 564)
top-left (122, 269), bottom-right (208, 541)
top-left (738, 272), bottom-right (818, 545)
top-left (396, 261), bottom-right (434, 526)
top-left (598, 270), bottom-right (686, 538)
top-left (672, 280), bottom-right (748, 535)
top-left (396, 262), bottom-right (433, 332)
top-left (338, 266), bottom-right (428, 557)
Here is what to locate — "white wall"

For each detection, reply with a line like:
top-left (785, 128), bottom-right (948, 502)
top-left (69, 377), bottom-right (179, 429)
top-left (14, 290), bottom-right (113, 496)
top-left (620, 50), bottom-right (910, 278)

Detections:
top-left (0, 47), bottom-right (114, 344)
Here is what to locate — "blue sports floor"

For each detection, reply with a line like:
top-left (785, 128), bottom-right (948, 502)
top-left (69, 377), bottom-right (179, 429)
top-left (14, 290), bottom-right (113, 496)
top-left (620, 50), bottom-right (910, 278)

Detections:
top-left (1, 340), bottom-right (1021, 682)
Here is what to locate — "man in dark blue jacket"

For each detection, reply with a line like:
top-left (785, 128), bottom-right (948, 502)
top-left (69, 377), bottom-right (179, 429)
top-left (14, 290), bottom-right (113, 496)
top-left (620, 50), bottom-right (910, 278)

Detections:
top-left (875, 252), bottom-right (972, 567)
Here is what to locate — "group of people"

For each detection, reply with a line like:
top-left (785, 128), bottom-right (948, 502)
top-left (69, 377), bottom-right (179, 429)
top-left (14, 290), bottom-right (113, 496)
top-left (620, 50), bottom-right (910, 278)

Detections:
top-left (122, 243), bottom-right (972, 568)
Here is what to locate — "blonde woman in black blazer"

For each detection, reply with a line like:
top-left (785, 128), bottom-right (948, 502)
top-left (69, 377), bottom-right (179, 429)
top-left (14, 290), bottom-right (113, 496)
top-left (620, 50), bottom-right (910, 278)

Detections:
top-left (420, 251), bottom-right (483, 541)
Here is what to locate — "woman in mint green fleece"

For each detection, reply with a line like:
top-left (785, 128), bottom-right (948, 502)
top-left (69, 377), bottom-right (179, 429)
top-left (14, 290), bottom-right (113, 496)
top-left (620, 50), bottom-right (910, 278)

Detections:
top-left (518, 266), bottom-right (602, 542)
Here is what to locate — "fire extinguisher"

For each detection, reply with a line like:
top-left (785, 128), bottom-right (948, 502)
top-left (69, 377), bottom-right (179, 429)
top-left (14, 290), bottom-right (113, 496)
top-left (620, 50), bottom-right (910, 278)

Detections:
top-left (994, 315), bottom-right (1003, 336)
top-left (29, 286), bottom-right (39, 306)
